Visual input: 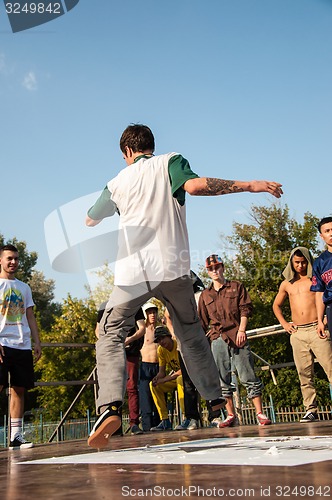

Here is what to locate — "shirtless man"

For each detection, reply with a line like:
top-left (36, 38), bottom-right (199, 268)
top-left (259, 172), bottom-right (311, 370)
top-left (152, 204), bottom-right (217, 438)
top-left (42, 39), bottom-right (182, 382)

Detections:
top-left (139, 302), bottom-right (160, 431)
top-left (273, 247), bottom-right (332, 422)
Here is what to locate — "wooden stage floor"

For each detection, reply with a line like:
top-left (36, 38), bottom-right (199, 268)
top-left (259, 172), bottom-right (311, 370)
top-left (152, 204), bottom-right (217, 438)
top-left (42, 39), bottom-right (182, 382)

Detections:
top-left (1, 421), bottom-right (332, 499)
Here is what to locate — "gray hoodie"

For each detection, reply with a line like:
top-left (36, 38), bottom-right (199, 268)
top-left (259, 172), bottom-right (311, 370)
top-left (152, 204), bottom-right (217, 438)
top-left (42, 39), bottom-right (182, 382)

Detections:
top-left (282, 246), bottom-right (313, 282)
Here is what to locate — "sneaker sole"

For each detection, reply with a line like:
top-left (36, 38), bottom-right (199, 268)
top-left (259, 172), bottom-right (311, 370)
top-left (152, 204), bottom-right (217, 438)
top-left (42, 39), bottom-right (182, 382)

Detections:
top-left (88, 415), bottom-right (121, 449)
top-left (150, 427), bottom-right (172, 432)
top-left (217, 421), bottom-right (236, 428)
top-left (9, 443), bottom-right (34, 450)
top-left (258, 421), bottom-right (271, 426)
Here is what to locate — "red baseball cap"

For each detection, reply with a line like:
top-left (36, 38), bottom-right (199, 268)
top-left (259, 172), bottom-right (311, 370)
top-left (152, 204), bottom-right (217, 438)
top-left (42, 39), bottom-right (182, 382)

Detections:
top-left (205, 254), bottom-right (223, 268)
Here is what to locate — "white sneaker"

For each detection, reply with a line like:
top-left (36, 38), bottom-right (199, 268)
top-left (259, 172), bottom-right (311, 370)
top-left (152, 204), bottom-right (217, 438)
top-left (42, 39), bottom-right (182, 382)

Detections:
top-left (211, 417), bottom-right (223, 427)
top-left (187, 419), bottom-right (198, 430)
top-left (300, 411), bottom-right (319, 423)
top-left (9, 433), bottom-right (33, 450)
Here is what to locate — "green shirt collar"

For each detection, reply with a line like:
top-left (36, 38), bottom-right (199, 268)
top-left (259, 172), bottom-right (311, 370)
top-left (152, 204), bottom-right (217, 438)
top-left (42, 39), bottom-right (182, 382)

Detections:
top-left (134, 154), bottom-right (154, 163)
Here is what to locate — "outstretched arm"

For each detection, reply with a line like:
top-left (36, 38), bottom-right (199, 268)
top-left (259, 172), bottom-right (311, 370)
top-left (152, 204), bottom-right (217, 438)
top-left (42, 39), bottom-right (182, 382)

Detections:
top-left (86, 187), bottom-right (118, 227)
top-left (183, 177), bottom-right (283, 198)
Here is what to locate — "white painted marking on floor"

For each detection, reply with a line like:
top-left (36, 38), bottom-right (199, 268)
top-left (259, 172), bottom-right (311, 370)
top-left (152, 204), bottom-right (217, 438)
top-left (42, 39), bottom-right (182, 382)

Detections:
top-left (19, 435), bottom-right (332, 467)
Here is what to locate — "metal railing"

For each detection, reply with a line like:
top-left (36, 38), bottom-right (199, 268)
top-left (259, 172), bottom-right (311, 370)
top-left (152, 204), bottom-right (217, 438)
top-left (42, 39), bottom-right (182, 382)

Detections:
top-left (2, 402), bottom-right (331, 447)
top-left (2, 324), bottom-right (331, 447)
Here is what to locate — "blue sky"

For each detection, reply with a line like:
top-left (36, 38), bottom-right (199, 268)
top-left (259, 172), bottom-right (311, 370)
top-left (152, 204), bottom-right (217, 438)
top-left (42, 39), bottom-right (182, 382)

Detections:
top-left (0, 0), bottom-right (331, 302)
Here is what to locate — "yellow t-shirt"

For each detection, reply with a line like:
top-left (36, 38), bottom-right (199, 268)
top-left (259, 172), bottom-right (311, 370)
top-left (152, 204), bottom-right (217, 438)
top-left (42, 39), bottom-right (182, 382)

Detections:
top-left (157, 338), bottom-right (180, 373)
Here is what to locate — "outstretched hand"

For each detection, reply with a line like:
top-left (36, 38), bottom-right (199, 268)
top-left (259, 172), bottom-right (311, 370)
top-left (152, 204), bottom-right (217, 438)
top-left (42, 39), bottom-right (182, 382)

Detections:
top-left (249, 181), bottom-right (283, 198)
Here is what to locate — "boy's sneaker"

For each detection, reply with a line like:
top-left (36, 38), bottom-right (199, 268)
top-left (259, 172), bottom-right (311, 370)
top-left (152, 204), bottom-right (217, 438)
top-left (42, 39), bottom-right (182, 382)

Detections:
top-left (175, 419), bottom-right (198, 430)
top-left (88, 403), bottom-right (122, 449)
top-left (257, 412), bottom-right (271, 426)
top-left (130, 424), bottom-right (143, 435)
top-left (151, 419), bottom-right (172, 431)
top-left (208, 397), bottom-right (226, 412)
top-left (9, 434), bottom-right (33, 450)
top-left (175, 419), bottom-right (190, 430)
top-left (210, 417), bottom-right (223, 427)
top-left (187, 418), bottom-right (199, 430)
top-left (210, 414), bottom-right (236, 428)
top-left (300, 411), bottom-right (319, 423)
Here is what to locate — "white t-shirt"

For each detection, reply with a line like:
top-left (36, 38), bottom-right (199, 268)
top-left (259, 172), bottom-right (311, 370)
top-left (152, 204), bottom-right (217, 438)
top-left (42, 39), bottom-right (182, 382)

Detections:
top-left (108, 153), bottom-right (191, 286)
top-left (0, 278), bottom-right (34, 350)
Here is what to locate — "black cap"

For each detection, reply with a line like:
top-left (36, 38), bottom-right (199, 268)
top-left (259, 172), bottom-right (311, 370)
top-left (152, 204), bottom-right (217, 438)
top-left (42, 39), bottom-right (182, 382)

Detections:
top-left (153, 326), bottom-right (172, 343)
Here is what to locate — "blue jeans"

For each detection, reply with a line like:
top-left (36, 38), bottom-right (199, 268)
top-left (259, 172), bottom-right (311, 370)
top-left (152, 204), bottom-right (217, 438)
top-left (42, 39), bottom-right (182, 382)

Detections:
top-left (139, 362), bottom-right (160, 431)
top-left (211, 337), bottom-right (263, 399)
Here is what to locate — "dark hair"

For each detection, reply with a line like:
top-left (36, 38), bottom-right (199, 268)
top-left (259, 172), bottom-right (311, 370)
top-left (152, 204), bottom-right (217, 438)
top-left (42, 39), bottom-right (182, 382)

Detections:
top-left (291, 248), bottom-right (313, 267)
top-left (153, 325), bottom-right (172, 343)
top-left (318, 217), bottom-right (332, 233)
top-left (120, 124), bottom-right (155, 154)
top-left (0, 244), bottom-right (18, 255)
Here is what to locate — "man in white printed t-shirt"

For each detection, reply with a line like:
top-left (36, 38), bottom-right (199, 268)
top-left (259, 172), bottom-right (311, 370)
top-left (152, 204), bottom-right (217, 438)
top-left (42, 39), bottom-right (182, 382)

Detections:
top-left (85, 124), bottom-right (283, 448)
top-left (0, 244), bottom-right (41, 450)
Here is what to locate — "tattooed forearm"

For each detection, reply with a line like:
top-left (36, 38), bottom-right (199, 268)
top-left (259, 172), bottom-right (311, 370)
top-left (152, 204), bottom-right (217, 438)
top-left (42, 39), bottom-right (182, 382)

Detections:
top-left (197, 178), bottom-right (245, 196)
top-left (184, 177), bottom-right (282, 198)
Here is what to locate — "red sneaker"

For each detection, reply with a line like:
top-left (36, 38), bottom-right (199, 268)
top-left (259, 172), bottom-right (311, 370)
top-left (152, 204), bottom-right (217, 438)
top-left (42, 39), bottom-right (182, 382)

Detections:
top-left (257, 412), bottom-right (271, 426)
top-left (211, 414), bottom-right (236, 428)
top-left (218, 414), bottom-right (236, 428)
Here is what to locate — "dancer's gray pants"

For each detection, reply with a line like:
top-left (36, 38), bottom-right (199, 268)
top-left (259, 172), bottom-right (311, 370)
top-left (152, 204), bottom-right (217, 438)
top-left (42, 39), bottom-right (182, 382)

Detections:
top-left (96, 275), bottom-right (221, 413)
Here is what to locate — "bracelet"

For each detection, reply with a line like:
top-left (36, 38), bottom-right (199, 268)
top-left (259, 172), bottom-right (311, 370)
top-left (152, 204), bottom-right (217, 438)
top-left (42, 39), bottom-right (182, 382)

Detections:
top-left (238, 330), bottom-right (246, 333)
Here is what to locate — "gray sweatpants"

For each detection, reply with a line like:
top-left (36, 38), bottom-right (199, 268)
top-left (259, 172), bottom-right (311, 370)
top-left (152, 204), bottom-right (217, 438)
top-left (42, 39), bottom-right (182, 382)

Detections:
top-left (96, 275), bottom-right (222, 413)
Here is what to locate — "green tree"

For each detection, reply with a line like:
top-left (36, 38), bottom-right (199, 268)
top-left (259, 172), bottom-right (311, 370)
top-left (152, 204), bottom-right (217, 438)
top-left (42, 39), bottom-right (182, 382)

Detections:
top-left (28, 270), bottom-right (62, 330)
top-left (87, 262), bottom-right (114, 307)
top-left (35, 296), bottom-right (97, 420)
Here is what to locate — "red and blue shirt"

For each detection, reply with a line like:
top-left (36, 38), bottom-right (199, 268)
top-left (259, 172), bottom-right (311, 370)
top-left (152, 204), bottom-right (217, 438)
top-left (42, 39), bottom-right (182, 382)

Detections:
top-left (310, 250), bottom-right (332, 304)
